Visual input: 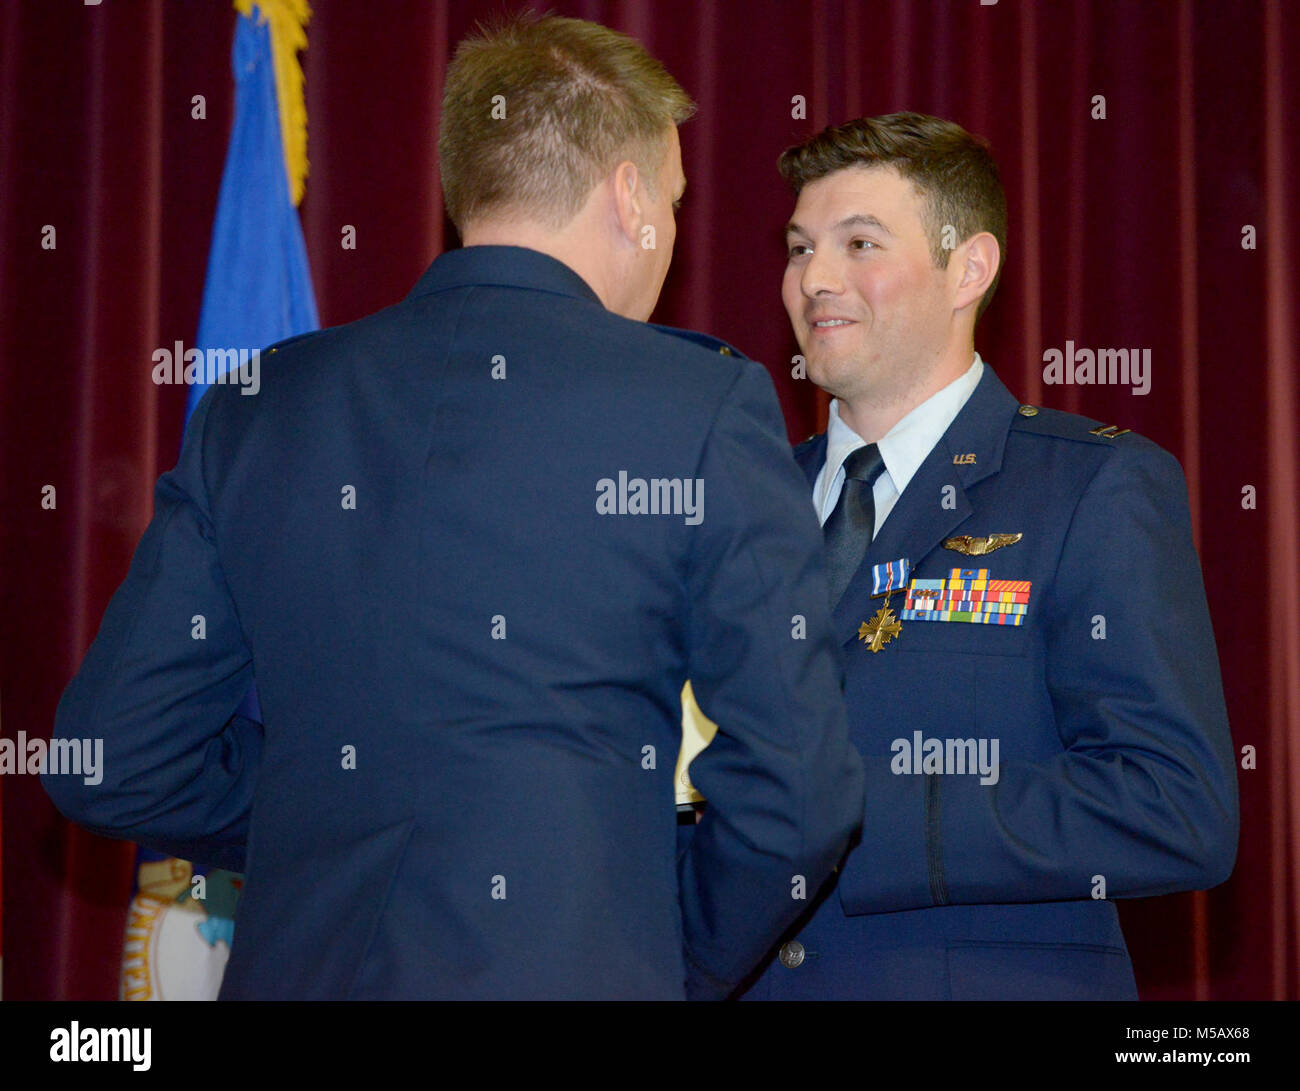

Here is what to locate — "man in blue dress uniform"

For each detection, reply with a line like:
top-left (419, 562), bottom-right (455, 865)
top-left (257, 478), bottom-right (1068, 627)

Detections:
top-left (43, 14), bottom-right (863, 1000)
top-left (741, 113), bottom-right (1237, 1000)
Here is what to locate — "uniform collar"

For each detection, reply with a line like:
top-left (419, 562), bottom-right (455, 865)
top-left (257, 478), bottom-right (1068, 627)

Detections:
top-left (820, 354), bottom-right (983, 509)
top-left (405, 245), bottom-right (605, 308)
top-left (797, 359), bottom-right (1016, 491)
top-left (876, 353), bottom-right (984, 493)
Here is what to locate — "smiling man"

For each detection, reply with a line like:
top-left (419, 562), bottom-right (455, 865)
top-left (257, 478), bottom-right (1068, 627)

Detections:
top-left (739, 113), bottom-right (1238, 1000)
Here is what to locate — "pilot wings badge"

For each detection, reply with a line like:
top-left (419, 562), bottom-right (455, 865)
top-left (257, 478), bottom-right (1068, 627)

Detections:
top-left (943, 533), bottom-right (1023, 556)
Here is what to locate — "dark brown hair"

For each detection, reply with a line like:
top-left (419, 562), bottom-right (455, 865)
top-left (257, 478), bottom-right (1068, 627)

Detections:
top-left (779, 112), bottom-right (1007, 320)
top-left (439, 11), bottom-right (695, 231)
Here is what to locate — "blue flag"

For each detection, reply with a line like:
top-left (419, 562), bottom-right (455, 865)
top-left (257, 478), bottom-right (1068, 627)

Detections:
top-left (186, 4), bottom-right (318, 422)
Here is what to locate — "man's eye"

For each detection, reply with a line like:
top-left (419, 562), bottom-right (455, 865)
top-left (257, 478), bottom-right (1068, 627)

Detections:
top-left (850, 238), bottom-right (878, 250)
top-left (788, 243), bottom-right (811, 258)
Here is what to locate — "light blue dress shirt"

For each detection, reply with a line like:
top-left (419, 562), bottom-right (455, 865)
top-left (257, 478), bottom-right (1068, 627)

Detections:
top-left (812, 354), bottom-right (985, 531)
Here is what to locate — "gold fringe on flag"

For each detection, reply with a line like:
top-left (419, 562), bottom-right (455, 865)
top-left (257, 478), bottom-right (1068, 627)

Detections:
top-left (235, 0), bottom-right (312, 206)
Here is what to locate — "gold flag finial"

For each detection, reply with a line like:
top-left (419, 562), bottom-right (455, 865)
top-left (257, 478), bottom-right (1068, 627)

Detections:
top-left (235, 0), bottom-right (312, 206)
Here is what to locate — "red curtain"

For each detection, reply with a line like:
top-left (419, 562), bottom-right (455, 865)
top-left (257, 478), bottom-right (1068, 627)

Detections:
top-left (2, 0), bottom-right (1296, 1001)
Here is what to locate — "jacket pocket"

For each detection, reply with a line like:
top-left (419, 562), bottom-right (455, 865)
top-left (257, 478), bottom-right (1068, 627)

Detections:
top-left (946, 940), bottom-right (1137, 1000)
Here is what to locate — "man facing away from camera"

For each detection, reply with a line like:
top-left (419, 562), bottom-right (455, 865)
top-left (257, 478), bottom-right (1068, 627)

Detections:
top-left (739, 113), bottom-right (1237, 1000)
top-left (44, 13), bottom-right (863, 1000)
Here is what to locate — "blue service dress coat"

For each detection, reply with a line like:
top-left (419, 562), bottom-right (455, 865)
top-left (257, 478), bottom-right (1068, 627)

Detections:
top-left (44, 245), bottom-right (864, 1000)
top-left (739, 363), bottom-right (1238, 1000)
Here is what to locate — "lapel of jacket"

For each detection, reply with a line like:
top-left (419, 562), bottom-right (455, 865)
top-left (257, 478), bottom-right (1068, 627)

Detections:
top-left (830, 366), bottom-right (1022, 643)
top-left (793, 434), bottom-right (828, 491)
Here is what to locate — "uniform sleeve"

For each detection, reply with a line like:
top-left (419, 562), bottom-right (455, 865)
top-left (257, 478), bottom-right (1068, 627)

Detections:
top-left (838, 442), bottom-right (1238, 915)
top-left (42, 389), bottom-right (260, 872)
top-left (677, 361), bottom-right (865, 998)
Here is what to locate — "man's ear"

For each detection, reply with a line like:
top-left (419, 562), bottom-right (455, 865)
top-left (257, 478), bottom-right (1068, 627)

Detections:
top-left (611, 160), bottom-right (643, 244)
top-left (953, 231), bottom-right (999, 312)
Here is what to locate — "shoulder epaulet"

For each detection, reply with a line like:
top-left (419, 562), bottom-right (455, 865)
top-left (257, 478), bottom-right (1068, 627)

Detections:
top-left (645, 322), bottom-right (748, 359)
top-left (1009, 403), bottom-right (1136, 446)
top-left (263, 328), bottom-right (325, 357)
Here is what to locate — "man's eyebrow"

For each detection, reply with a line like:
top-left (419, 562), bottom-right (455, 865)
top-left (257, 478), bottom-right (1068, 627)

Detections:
top-left (835, 213), bottom-right (892, 234)
top-left (785, 213), bottom-right (893, 238)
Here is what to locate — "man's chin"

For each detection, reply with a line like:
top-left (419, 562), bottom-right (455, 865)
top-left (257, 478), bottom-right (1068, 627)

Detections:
top-left (804, 352), bottom-right (859, 392)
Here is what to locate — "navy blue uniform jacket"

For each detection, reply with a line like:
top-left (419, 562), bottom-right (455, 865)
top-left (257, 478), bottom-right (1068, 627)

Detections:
top-left (741, 364), bottom-right (1238, 1000)
top-left (45, 246), bottom-right (864, 1000)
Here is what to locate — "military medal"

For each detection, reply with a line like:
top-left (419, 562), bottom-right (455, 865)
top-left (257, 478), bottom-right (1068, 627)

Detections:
top-left (858, 558), bottom-right (910, 653)
top-left (858, 605), bottom-right (902, 652)
top-left (900, 567), bottom-right (1032, 625)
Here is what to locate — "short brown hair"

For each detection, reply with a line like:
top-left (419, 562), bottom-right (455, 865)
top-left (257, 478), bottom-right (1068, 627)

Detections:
top-left (438, 12), bottom-right (695, 231)
top-left (779, 112), bottom-right (1007, 320)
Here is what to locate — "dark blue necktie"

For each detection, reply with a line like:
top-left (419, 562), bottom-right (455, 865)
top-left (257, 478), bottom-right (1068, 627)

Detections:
top-left (823, 443), bottom-right (886, 606)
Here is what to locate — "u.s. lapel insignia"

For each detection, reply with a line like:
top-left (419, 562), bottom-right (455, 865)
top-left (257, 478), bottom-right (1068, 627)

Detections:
top-left (943, 533), bottom-right (1023, 556)
top-left (859, 558), bottom-right (910, 652)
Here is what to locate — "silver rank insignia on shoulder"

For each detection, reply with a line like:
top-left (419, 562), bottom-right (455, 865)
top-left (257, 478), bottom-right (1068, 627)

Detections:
top-left (944, 533), bottom-right (1023, 556)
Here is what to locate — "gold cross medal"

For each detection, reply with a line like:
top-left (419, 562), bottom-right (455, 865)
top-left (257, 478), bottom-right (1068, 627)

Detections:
top-left (858, 558), bottom-right (910, 653)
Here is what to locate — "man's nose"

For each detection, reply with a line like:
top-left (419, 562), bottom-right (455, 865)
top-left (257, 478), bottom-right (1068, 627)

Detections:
top-left (801, 250), bottom-right (843, 297)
